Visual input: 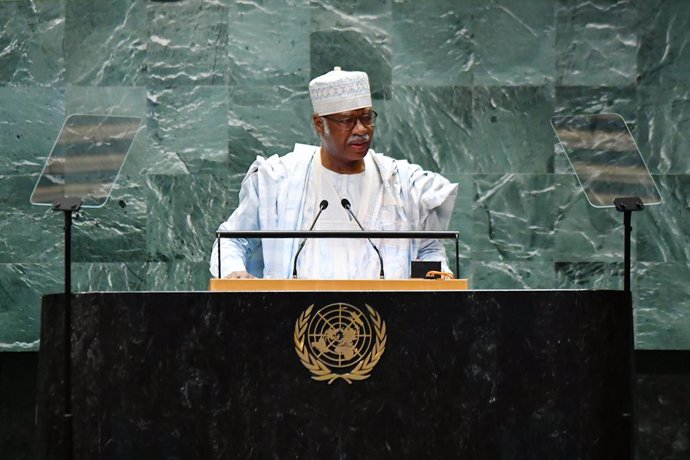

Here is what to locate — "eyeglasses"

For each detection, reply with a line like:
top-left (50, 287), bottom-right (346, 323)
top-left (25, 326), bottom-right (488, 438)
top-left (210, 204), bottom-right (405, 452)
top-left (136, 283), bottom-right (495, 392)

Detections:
top-left (322, 111), bottom-right (377, 131)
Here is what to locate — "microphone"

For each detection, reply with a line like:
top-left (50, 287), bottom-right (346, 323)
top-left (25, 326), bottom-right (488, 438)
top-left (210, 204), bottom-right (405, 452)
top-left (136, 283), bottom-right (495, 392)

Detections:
top-left (340, 198), bottom-right (385, 279)
top-left (292, 200), bottom-right (329, 278)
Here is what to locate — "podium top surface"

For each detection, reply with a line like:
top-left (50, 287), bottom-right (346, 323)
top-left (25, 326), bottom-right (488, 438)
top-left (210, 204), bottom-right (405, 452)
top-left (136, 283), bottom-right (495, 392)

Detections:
top-left (209, 278), bottom-right (469, 292)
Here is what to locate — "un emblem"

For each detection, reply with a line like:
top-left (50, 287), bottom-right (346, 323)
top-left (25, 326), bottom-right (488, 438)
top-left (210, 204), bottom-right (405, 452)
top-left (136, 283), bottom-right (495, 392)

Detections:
top-left (294, 303), bottom-right (387, 384)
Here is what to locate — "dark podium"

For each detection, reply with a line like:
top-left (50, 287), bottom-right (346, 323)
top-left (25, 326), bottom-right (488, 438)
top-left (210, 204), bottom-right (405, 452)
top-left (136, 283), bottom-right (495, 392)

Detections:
top-left (37, 282), bottom-right (633, 459)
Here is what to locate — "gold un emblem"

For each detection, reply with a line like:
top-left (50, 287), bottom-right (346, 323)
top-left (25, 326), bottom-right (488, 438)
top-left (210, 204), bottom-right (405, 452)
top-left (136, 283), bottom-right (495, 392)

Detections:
top-left (294, 303), bottom-right (386, 384)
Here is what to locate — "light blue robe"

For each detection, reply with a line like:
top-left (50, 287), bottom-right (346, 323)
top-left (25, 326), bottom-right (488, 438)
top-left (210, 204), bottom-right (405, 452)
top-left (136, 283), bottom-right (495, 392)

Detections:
top-left (210, 144), bottom-right (458, 279)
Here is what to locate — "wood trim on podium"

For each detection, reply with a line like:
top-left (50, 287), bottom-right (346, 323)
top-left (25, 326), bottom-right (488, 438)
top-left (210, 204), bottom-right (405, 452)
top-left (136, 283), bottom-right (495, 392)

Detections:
top-left (209, 278), bottom-right (469, 292)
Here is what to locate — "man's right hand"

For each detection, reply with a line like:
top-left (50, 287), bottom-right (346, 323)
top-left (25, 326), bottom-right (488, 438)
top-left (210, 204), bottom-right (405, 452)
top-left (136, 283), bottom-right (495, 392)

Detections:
top-left (224, 271), bottom-right (256, 279)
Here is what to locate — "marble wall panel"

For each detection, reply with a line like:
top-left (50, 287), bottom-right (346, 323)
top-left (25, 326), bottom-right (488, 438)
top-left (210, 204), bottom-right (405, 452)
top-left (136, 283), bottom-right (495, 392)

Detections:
top-left (145, 261), bottom-right (211, 291)
top-left (145, 98), bottom-right (189, 176)
top-left (228, 0), bottom-right (310, 87)
top-left (391, 0), bottom-right (473, 86)
top-left (145, 172), bottom-right (240, 264)
top-left (472, 86), bottom-right (555, 173)
top-left (0, 0), bottom-right (64, 86)
top-left (0, 175), bottom-right (62, 264)
top-left (637, 85), bottom-right (690, 175)
top-left (474, 0), bottom-right (555, 86)
top-left (0, 86), bottom-right (65, 175)
top-left (147, 0), bottom-right (228, 87)
top-left (147, 86), bottom-right (228, 174)
top-left (389, 85), bottom-right (472, 175)
top-left (72, 261), bottom-right (147, 292)
top-left (310, 0), bottom-right (391, 42)
top-left (635, 262), bottom-right (690, 349)
top-left (552, 176), bottom-right (623, 263)
top-left (471, 174), bottom-right (561, 262)
top-left (638, 0), bottom-right (690, 87)
top-left (65, 0), bottom-right (146, 86)
top-left (636, 175), bottom-right (690, 263)
top-left (470, 260), bottom-right (556, 289)
top-left (228, 84), bottom-right (314, 167)
top-left (70, 179), bottom-right (147, 263)
top-left (554, 85), bottom-right (638, 120)
top-left (555, 0), bottom-right (638, 86)
top-left (554, 261), bottom-right (622, 290)
top-left (65, 85), bottom-right (145, 116)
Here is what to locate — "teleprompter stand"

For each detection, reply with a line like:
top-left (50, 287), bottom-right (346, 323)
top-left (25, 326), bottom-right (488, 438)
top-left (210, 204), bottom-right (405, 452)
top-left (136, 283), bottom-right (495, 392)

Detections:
top-left (31, 114), bottom-right (142, 460)
top-left (552, 113), bottom-right (663, 457)
top-left (614, 197), bottom-right (644, 293)
top-left (551, 113), bottom-right (662, 293)
top-left (52, 197), bottom-right (82, 460)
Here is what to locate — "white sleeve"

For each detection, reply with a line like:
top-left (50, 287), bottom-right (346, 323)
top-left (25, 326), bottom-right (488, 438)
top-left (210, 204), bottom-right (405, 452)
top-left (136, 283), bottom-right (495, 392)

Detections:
top-left (407, 166), bottom-right (458, 232)
top-left (405, 163), bottom-right (458, 273)
top-left (209, 170), bottom-right (262, 278)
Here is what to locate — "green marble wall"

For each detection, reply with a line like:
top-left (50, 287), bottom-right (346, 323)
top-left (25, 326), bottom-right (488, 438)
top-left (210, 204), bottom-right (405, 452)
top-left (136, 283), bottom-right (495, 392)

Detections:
top-left (1, 0), bottom-right (688, 350)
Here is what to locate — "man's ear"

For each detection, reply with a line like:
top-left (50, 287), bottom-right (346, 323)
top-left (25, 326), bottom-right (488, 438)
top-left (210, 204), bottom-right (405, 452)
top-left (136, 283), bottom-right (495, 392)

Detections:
top-left (313, 113), bottom-right (324, 136)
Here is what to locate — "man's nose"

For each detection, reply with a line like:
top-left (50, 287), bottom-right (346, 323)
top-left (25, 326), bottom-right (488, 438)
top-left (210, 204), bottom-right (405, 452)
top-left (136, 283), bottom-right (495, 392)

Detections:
top-left (352, 117), bottom-right (368, 134)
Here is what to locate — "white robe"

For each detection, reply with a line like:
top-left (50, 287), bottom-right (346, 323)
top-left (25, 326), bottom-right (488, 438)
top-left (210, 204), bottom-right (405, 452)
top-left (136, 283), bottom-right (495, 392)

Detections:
top-left (210, 144), bottom-right (458, 279)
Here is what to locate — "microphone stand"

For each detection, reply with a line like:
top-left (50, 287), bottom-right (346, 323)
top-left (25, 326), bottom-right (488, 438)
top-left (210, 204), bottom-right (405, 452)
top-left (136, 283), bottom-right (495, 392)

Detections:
top-left (341, 198), bottom-right (385, 279)
top-left (292, 200), bottom-right (329, 278)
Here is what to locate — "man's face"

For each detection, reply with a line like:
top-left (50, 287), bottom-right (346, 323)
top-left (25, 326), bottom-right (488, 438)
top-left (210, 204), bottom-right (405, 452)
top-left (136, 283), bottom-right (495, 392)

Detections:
top-left (313, 107), bottom-right (375, 173)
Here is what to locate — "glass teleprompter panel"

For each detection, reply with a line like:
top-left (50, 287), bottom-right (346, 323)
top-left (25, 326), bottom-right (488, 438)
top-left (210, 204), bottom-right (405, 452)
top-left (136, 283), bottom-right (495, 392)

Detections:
top-left (551, 113), bottom-right (661, 208)
top-left (31, 114), bottom-right (141, 208)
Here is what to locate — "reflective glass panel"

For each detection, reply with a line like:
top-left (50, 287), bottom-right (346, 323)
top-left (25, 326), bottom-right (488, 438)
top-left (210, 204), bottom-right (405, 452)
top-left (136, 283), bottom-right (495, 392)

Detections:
top-left (30, 114), bottom-right (141, 208)
top-left (551, 113), bottom-right (661, 208)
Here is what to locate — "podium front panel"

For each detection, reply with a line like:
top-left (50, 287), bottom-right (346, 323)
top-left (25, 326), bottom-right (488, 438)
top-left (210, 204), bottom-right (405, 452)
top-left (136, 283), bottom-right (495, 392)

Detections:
top-left (37, 290), bottom-right (632, 459)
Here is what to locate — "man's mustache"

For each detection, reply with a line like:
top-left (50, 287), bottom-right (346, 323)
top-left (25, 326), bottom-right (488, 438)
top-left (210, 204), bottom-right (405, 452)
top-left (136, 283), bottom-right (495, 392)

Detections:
top-left (348, 134), bottom-right (370, 143)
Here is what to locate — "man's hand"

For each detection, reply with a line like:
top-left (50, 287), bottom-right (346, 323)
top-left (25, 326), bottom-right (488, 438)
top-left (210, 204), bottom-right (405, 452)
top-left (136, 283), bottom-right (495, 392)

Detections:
top-left (224, 271), bottom-right (256, 279)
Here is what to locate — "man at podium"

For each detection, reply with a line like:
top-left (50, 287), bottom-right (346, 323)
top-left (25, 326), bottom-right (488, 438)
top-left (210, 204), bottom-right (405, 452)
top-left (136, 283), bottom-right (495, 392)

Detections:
top-left (210, 67), bottom-right (457, 280)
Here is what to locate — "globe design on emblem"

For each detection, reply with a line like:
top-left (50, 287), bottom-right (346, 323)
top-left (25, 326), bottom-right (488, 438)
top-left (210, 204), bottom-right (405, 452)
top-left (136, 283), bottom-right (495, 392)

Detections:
top-left (308, 303), bottom-right (374, 369)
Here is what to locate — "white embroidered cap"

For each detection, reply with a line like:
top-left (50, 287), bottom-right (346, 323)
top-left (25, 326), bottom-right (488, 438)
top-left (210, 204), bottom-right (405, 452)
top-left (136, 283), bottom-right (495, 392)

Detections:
top-left (309, 66), bottom-right (372, 116)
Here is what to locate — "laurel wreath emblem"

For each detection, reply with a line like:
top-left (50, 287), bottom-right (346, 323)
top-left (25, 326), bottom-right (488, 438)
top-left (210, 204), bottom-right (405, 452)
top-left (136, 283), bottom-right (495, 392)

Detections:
top-left (294, 304), bottom-right (387, 384)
